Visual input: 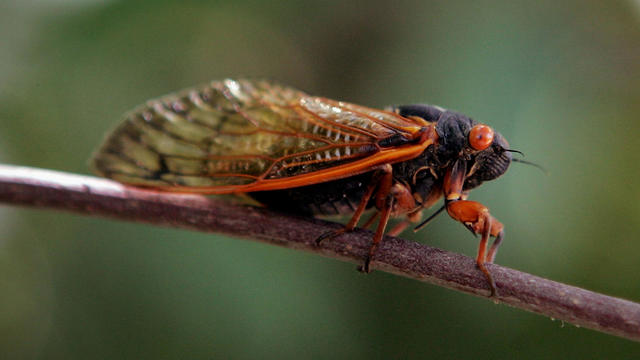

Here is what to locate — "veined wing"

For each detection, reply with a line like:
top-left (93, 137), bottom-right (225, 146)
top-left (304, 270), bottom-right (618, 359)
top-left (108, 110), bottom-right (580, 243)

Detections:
top-left (91, 79), bottom-right (433, 193)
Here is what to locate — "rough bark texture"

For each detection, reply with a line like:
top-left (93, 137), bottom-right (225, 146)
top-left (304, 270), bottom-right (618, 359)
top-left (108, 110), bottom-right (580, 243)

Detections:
top-left (0, 164), bottom-right (639, 342)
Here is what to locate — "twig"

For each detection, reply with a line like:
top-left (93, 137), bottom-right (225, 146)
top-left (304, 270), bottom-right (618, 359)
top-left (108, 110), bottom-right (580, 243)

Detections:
top-left (0, 163), bottom-right (639, 342)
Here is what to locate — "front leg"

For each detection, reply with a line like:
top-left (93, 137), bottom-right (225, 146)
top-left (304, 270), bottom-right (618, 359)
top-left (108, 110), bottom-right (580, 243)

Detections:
top-left (444, 159), bottom-right (505, 296)
top-left (446, 200), bottom-right (504, 295)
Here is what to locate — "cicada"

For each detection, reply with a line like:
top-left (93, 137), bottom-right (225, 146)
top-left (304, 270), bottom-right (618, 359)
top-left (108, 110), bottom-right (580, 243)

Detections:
top-left (91, 79), bottom-right (515, 295)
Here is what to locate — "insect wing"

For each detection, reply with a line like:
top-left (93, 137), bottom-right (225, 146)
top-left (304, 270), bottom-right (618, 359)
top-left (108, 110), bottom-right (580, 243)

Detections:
top-left (91, 79), bottom-right (429, 193)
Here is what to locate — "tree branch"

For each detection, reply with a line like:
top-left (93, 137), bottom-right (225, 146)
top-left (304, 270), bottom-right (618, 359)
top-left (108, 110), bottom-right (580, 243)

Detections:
top-left (0, 163), bottom-right (639, 342)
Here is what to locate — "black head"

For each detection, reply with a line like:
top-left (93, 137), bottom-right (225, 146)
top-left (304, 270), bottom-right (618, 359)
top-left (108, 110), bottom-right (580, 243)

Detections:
top-left (396, 104), bottom-right (512, 190)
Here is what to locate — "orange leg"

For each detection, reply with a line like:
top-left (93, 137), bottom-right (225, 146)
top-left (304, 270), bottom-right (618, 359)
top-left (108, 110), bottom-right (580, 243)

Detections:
top-left (362, 179), bottom-right (421, 270)
top-left (388, 220), bottom-right (410, 237)
top-left (486, 231), bottom-right (504, 263)
top-left (360, 195), bottom-right (394, 273)
top-left (443, 159), bottom-right (504, 296)
top-left (360, 211), bottom-right (379, 230)
top-left (315, 166), bottom-right (390, 244)
top-left (315, 165), bottom-right (396, 273)
top-left (446, 200), bottom-right (504, 296)
top-left (388, 209), bottom-right (423, 237)
top-left (476, 211), bottom-right (495, 296)
top-left (343, 180), bottom-right (420, 238)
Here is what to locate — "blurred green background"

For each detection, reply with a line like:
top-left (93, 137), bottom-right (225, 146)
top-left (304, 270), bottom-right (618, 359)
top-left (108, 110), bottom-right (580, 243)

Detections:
top-left (1, 0), bottom-right (640, 358)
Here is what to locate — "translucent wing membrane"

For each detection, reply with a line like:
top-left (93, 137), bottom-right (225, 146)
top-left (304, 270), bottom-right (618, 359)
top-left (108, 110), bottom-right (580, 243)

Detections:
top-left (91, 79), bottom-right (429, 193)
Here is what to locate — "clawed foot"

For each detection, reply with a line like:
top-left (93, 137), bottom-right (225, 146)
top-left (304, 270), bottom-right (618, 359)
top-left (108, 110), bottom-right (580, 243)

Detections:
top-left (315, 228), bottom-right (347, 245)
top-left (477, 262), bottom-right (498, 297)
top-left (446, 200), bottom-right (504, 298)
top-left (357, 256), bottom-right (372, 273)
top-left (316, 230), bottom-right (376, 274)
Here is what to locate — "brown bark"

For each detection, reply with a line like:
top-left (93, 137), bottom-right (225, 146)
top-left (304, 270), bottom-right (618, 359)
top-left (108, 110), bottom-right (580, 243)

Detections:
top-left (0, 164), bottom-right (639, 342)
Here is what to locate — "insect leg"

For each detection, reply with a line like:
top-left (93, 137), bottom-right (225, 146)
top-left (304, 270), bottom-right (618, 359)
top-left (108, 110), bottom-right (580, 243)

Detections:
top-left (360, 211), bottom-right (379, 230)
top-left (315, 165), bottom-right (390, 244)
top-left (360, 194), bottom-right (394, 273)
top-left (446, 200), bottom-right (503, 296)
top-left (476, 212), bottom-right (496, 295)
top-left (387, 220), bottom-right (409, 237)
top-left (443, 159), bottom-right (504, 296)
top-left (359, 165), bottom-right (396, 272)
top-left (388, 209), bottom-right (422, 237)
top-left (486, 230), bottom-right (504, 263)
top-left (352, 178), bottom-right (417, 241)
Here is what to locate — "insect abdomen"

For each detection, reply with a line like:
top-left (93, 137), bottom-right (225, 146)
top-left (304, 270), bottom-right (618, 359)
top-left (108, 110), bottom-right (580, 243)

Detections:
top-left (248, 173), bottom-right (374, 216)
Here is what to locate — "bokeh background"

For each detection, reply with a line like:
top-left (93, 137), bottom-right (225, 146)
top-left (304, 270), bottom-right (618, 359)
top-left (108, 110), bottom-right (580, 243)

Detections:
top-left (1, 0), bottom-right (640, 358)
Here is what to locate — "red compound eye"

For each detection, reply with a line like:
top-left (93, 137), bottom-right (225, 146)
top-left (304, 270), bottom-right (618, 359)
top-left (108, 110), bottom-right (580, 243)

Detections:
top-left (469, 124), bottom-right (494, 151)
